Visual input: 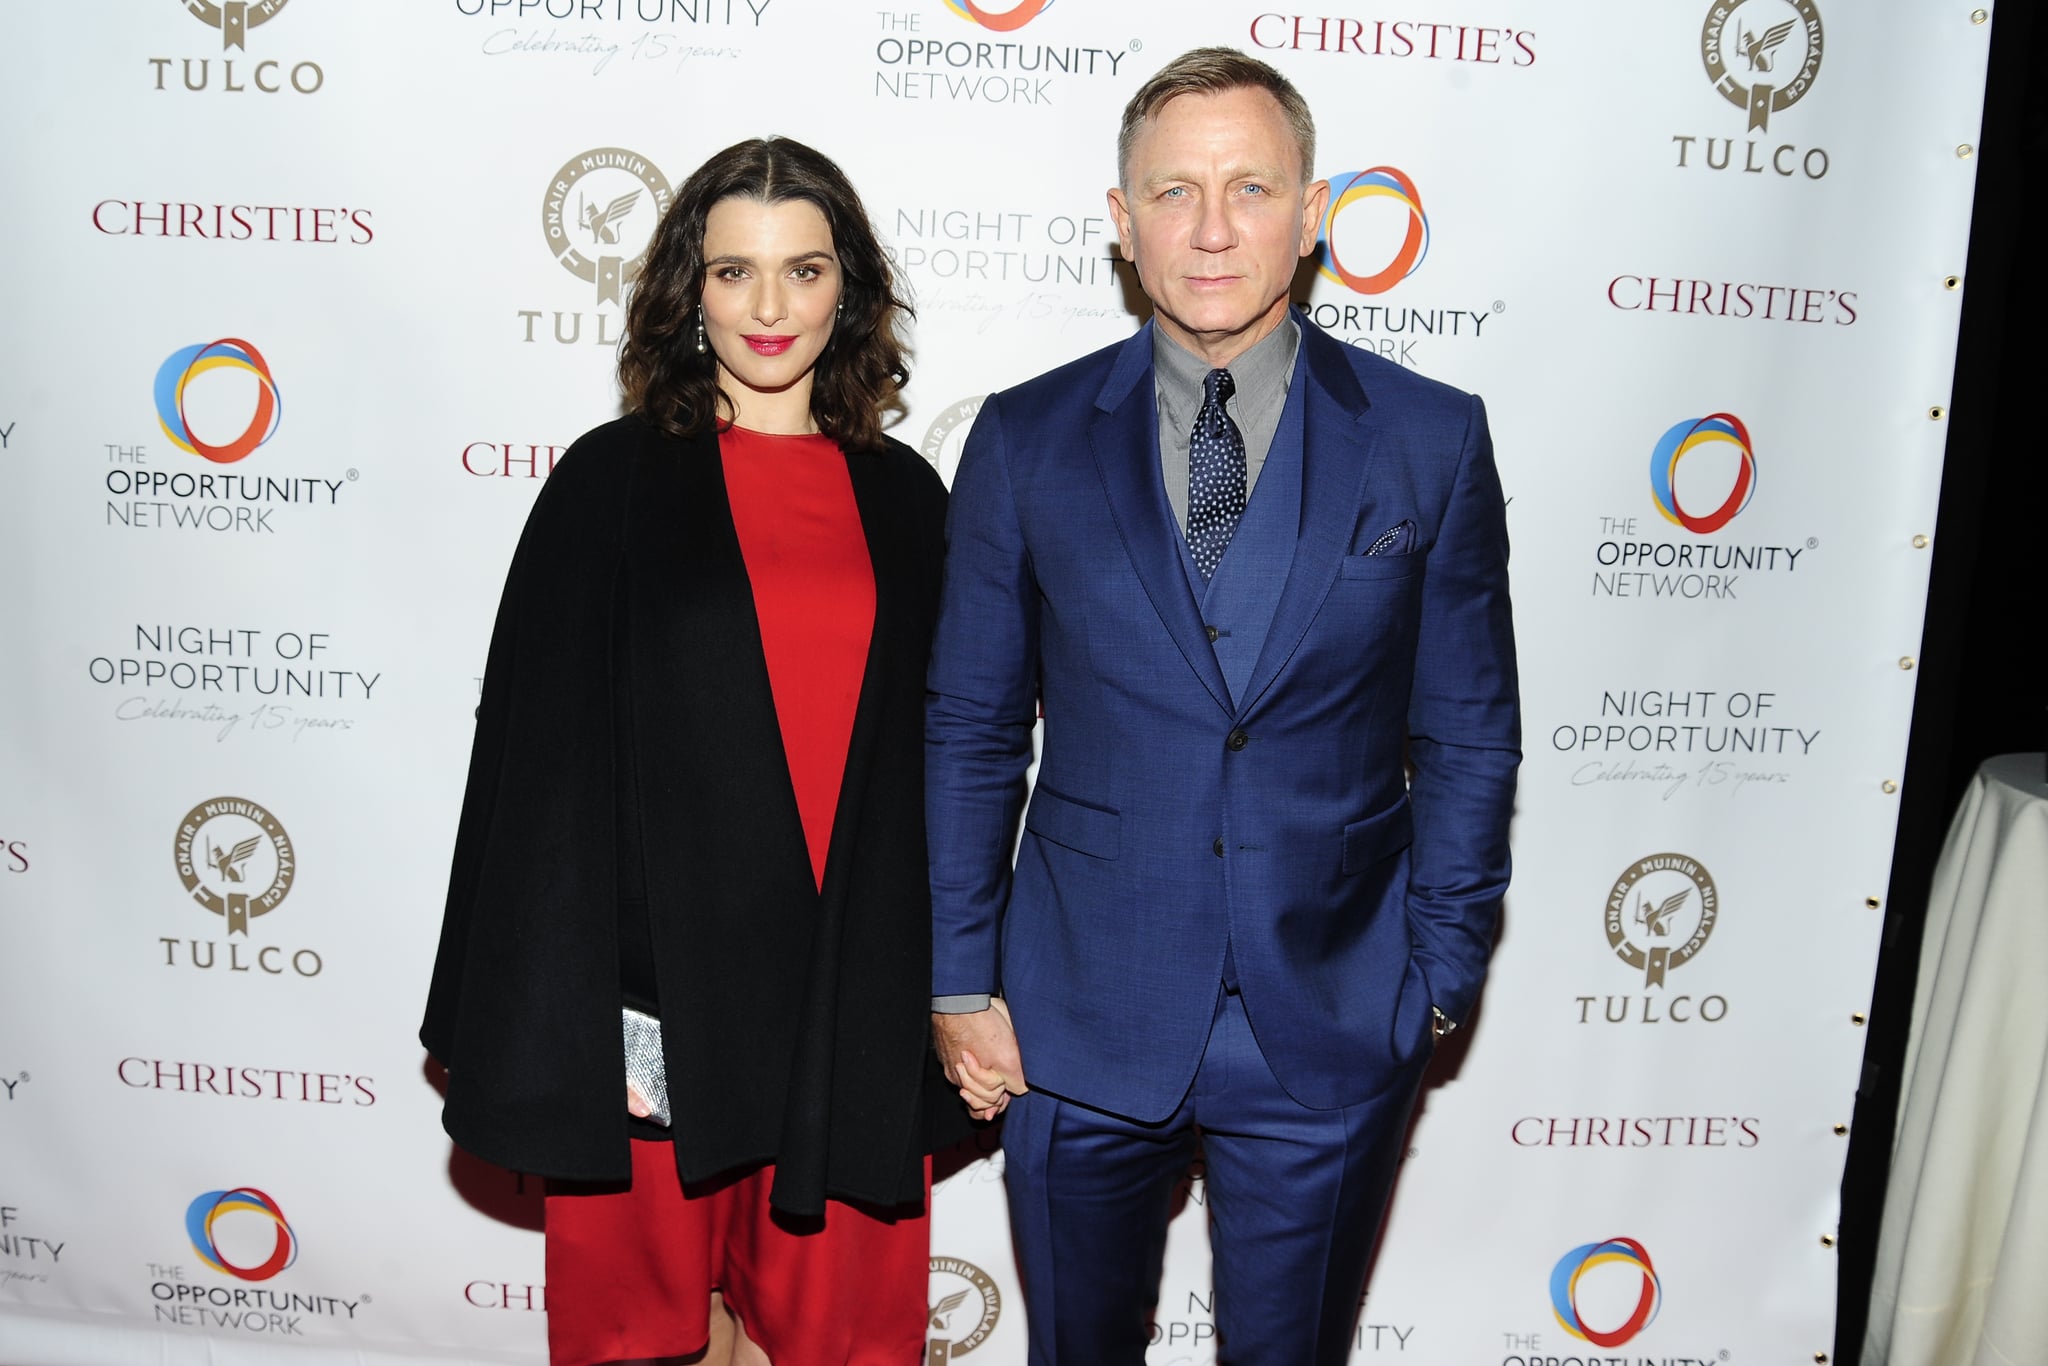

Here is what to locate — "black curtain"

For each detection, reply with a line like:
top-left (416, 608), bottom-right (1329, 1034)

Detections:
top-left (1836, 10), bottom-right (2045, 1362)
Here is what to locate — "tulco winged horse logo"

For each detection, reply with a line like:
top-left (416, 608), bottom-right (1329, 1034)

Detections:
top-left (1635, 888), bottom-right (1692, 939)
top-left (580, 190), bottom-right (641, 246)
top-left (929, 1288), bottom-right (971, 1331)
top-left (208, 835), bottom-right (263, 885)
top-left (1739, 19), bottom-right (1798, 74)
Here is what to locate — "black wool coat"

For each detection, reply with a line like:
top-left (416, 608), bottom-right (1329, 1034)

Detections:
top-left (421, 414), bottom-right (968, 1216)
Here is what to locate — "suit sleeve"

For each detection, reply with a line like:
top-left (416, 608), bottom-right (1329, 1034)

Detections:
top-left (1404, 394), bottom-right (1521, 1025)
top-left (925, 395), bottom-right (1041, 999)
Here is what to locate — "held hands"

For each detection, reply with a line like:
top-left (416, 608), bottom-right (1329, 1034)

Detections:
top-left (932, 998), bottom-right (1028, 1121)
top-left (628, 1001), bottom-right (1035, 1120)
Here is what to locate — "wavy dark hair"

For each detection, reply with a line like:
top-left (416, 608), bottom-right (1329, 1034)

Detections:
top-left (619, 138), bottom-right (911, 452)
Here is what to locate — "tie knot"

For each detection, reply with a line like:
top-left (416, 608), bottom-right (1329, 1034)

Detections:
top-left (1203, 368), bottom-right (1235, 407)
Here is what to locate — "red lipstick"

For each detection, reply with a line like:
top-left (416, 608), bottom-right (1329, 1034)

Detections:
top-left (744, 334), bottom-right (796, 355)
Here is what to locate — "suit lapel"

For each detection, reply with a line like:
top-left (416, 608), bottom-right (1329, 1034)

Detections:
top-left (1088, 326), bottom-right (1233, 716)
top-left (1238, 322), bottom-right (1376, 713)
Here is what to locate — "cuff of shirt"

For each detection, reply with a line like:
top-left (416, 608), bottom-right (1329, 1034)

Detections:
top-left (931, 993), bottom-right (993, 1013)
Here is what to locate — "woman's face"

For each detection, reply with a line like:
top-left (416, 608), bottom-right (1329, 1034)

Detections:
top-left (700, 195), bottom-right (841, 432)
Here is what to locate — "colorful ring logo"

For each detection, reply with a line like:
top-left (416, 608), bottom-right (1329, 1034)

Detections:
top-left (1550, 1238), bottom-right (1661, 1348)
top-left (154, 338), bottom-right (283, 465)
top-left (186, 1187), bottom-right (299, 1281)
top-left (1315, 168), bottom-right (1429, 295)
top-left (1650, 413), bottom-right (1756, 534)
top-left (943, 0), bottom-right (1054, 30)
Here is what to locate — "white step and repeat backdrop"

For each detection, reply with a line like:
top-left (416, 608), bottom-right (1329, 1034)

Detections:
top-left (0, 2), bottom-right (1992, 1363)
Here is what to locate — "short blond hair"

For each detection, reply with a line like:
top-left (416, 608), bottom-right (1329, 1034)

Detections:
top-left (1117, 47), bottom-right (1316, 189)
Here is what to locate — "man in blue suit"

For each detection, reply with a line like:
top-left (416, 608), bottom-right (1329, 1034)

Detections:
top-left (926, 46), bottom-right (1519, 1365)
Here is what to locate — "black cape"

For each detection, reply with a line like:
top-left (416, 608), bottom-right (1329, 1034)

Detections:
top-left (421, 414), bottom-right (968, 1215)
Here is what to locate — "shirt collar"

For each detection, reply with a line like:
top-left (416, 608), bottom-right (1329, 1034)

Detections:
top-left (1152, 313), bottom-right (1301, 425)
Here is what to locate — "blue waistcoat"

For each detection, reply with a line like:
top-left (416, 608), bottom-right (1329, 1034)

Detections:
top-left (1178, 358), bottom-right (1309, 709)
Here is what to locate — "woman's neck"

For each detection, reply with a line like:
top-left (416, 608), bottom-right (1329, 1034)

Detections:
top-left (722, 373), bottom-right (818, 435)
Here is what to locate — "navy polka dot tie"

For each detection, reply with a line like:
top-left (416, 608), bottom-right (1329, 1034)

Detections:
top-left (1188, 367), bottom-right (1246, 581)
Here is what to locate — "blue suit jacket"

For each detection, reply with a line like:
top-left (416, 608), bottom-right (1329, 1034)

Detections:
top-left (927, 315), bottom-right (1520, 1121)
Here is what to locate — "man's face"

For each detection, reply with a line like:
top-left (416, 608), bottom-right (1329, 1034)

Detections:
top-left (1107, 86), bottom-right (1329, 367)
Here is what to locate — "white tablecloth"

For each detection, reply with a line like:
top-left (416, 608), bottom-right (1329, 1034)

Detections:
top-left (1865, 753), bottom-right (2048, 1366)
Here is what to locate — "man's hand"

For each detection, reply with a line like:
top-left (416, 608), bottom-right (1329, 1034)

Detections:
top-left (932, 999), bottom-right (1028, 1121)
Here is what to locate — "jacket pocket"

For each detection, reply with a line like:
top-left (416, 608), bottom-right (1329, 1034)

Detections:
top-left (1024, 782), bottom-right (1121, 860)
top-left (1342, 799), bottom-right (1414, 874)
top-left (1337, 549), bottom-right (1427, 582)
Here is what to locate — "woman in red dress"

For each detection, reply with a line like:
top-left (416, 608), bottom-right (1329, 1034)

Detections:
top-left (422, 138), bottom-right (968, 1364)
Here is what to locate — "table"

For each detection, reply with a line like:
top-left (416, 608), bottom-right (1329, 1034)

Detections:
top-left (1864, 753), bottom-right (2048, 1366)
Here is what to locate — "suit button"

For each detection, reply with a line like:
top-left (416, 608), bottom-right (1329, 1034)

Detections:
top-left (1205, 624), bottom-right (1220, 643)
top-left (1226, 728), bottom-right (1249, 751)
top-left (1212, 837), bottom-right (1225, 857)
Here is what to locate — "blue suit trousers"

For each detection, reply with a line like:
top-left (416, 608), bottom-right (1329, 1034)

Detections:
top-left (1002, 989), bottom-right (1427, 1365)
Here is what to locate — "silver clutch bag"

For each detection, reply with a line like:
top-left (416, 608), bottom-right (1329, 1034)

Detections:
top-left (621, 1006), bottom-right (671, 1127)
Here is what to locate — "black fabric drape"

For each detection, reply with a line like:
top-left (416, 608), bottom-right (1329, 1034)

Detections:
top-left (422, 415), bottom-right (968, 1216)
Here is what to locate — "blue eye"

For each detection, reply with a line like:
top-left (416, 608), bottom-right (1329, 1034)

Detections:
top-left (1242, 184), bottom-right (1267, 196)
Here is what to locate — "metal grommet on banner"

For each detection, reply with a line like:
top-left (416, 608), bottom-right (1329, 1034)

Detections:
top-left (1944, 275), bottom-right (1962, 290)
top-left (1956, 144), bottom-right (1975, 159)
top-left (1882, 780), bottom-right (1899, 794)
top-left (1929, 406), bottom-right (1948, 421)
top-left (1913, 534), bottom-right (1931, 548)
top-left (1820, 1233), bottom-right (1837, 1249)
top-left (1816, 1354), bottom-right (1831, 1364)
top-left (1833, 1123), bottom-right (1849, 1136)
top-left (1866, 896), bottom-right (1882, 910)
top-left (1899, 656), bottom-right (1916, 670)
top-left (1852, 1013), bottom-right (1869, 1026)
top-left (1972, 8), bottom-right (1990, 23)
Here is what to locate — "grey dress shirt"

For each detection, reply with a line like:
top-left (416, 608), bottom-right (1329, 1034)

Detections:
top-left (1155, 316), bottom-right (1302, 535)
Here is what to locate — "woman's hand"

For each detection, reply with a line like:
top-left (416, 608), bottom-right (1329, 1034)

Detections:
top-left (626, 1081), bottom-right (653, 1119)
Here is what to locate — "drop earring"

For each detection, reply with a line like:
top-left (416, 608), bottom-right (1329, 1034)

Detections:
top-left (695, 307), bottom-right (706, 355)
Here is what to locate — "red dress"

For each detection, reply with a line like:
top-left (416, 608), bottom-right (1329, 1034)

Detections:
top-left (542, 426), bottom-right (929, 1366)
